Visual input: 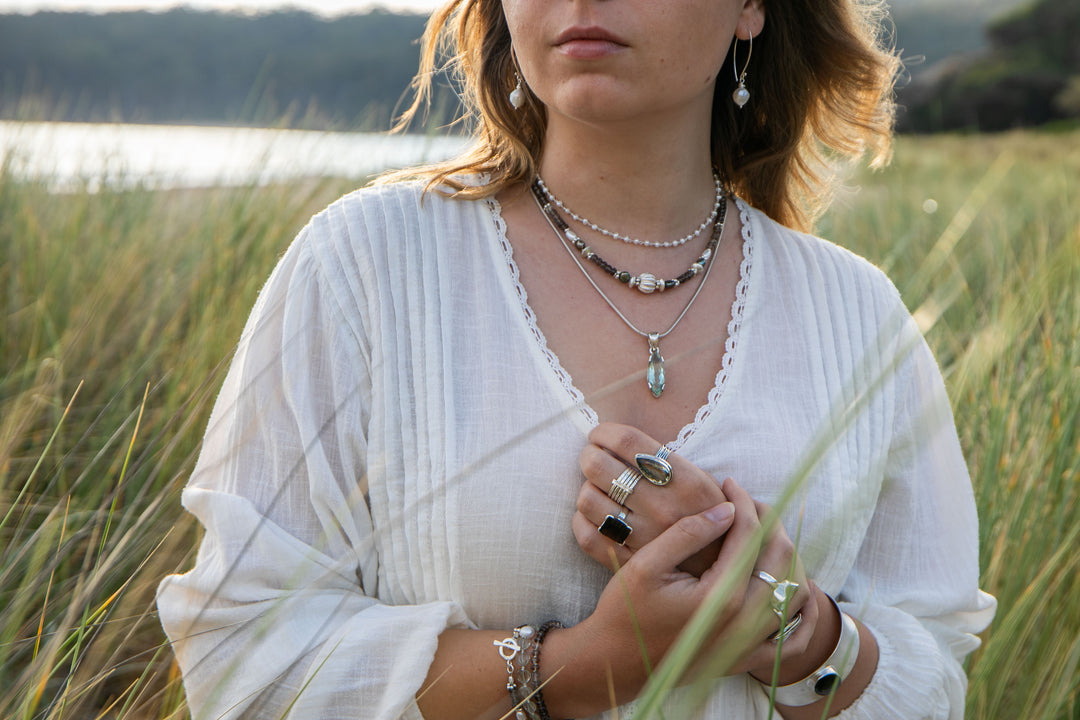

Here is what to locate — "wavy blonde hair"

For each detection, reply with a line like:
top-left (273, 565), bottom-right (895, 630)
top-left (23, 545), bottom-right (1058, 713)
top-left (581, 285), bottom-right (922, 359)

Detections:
top-left (385, 0), bottom-right (899, 232)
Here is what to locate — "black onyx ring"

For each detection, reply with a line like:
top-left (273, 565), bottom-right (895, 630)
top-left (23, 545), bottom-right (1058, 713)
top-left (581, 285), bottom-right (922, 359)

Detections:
top-left (635, 448), bottom-right (673, 486)
top-left (598, 510), bottom-right (633, 545)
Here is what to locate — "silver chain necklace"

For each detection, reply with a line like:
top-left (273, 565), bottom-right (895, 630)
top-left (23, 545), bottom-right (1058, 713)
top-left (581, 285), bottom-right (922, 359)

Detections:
top-left (535, 172), bottom-right (723, 248)
top-left (531, 182), bottom-right (729, 398)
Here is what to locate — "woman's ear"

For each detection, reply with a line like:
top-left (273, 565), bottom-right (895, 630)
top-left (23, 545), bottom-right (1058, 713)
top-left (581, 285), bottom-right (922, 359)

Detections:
top-left (735, 0), bottom-right (766, 40)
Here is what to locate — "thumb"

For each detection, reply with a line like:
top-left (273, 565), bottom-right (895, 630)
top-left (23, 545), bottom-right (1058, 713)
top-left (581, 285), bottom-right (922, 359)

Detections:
top-left (632, 503), bottom-right (735, 575)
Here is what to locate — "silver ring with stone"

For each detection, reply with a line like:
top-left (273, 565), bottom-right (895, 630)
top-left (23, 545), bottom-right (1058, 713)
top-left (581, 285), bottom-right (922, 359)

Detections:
top-left (769, 612), bottom-right (803, 644)
top-left (635, 449), bottom-right (673, 486)
top-left (754, 570), bottom-right (800, 621)
top-left (598, 510), bottom-right (633, 545)
top-left (607, 468), bottom-right (643, 506)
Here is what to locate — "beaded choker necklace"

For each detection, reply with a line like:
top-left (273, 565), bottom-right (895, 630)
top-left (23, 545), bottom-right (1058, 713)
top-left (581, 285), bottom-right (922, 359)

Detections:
top-left (530, 180), bottom-right (721, 295)
top-left (530, 180), bottom-right (730, 398)
top-left (535, 172), bottom-right (723, 248)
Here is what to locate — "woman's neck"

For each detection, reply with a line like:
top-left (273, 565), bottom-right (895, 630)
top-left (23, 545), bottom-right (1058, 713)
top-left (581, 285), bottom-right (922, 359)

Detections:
top-left (537, 110), bottom-right (717, 242)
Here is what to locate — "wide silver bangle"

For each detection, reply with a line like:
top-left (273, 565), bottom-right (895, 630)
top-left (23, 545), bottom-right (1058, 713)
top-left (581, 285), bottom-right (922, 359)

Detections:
top-left (767, 595), bottom-right (861, 707)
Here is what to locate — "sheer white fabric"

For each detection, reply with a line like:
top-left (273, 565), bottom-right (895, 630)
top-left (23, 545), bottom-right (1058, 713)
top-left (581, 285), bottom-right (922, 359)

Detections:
top-left (157, 181), bottom-right (995, 720)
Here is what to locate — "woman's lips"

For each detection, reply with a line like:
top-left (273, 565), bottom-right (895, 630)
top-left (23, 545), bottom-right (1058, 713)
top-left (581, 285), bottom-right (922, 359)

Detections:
top-left (554, 27), bottom-right (628, 59)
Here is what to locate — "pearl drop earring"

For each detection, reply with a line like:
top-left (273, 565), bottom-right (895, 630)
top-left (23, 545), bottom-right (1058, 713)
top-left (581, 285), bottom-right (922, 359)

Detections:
top-left (509, 72), bottom-right (526, 110)
top-left (732, 34), bottom-right (753, 109)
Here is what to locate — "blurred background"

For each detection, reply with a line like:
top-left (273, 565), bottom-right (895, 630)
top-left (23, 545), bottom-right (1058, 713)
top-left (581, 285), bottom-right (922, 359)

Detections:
top-left (0, 0), bottom-right (1077, 133)
top-left (2, 0), bottom-right (1077, 188)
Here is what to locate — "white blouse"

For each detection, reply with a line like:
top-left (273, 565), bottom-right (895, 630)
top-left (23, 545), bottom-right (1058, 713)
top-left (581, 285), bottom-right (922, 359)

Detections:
top-left (157, 181), bottom-right (995, 720)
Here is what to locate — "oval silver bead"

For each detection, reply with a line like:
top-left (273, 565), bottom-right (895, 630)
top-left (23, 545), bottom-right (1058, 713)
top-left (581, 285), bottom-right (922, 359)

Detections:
top-left (635, 273), bottom-right (659, 294)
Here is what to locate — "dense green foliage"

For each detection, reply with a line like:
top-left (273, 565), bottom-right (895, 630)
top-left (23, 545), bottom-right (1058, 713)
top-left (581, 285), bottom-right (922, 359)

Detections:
top-left (1, 129), bottom-right (1078, 717)
top-left (0, 9), bottom-right (433, 129)
top-left (900, 0), bottom-right (1080, 131)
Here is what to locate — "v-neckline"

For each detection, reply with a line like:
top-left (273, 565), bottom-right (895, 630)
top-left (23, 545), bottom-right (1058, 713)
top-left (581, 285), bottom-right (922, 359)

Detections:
top-left (484, 195), bottom-right (758, 452)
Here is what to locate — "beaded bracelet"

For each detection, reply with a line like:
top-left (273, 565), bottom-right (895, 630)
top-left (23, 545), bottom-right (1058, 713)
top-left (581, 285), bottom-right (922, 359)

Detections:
top-left (530, 621), bottom-right (564, 720)
top-left (495, 621), bottom-right (566, 720)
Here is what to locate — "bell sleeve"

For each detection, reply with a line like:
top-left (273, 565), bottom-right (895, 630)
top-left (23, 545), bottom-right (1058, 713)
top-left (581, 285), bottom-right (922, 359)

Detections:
top-left (831, 314), bottom-right (996, 719)
top-left (156, 218), bottom-right (470, 720)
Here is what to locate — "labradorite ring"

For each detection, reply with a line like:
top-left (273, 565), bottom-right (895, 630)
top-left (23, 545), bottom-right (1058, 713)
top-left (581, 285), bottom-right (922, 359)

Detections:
top-left (635, 448), bottom-right (673, 486)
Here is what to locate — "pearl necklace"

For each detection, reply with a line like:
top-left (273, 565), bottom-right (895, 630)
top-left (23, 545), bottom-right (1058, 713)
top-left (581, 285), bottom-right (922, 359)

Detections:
top-left (531, 181), bottom-right (729, 398)
top-left (534, 172), bottom-right (723, 248)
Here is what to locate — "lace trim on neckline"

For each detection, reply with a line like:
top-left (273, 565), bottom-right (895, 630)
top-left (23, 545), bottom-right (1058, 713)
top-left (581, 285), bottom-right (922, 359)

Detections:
top-left (485, 195), bottom-right (756, 444)
top-left (486, 197), bottom-right (599, 427)
top-left (669, 197), bottom-right (755, 451)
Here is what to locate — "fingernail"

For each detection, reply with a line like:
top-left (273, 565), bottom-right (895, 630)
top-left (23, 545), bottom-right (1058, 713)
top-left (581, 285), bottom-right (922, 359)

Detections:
top-left (705, 502), bottom-right (735, 524)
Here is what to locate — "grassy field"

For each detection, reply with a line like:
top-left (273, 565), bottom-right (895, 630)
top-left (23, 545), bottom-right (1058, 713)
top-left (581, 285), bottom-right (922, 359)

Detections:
top-left (1, 129), bottom-right (1078, 719)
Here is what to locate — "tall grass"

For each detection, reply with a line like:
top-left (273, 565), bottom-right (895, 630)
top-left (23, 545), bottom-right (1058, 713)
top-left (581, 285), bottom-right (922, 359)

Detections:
top-left (1, 129), bottom-right (1078, 719)
top-left (821, 131), bottom-right (1080, 720)
top-left (0, 172), bottom-right (357, 718)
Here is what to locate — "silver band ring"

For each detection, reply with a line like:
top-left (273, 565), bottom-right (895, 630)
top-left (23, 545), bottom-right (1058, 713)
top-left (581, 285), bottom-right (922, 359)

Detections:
top-left (635, 449), bottom-right (673, 486)
top-left (754, 570), bottom-right (800, 621)
top-left (598, 510), bottom-right (633, 545)
top-left (769, 612), bottom-right (803, 643)
top-left (607, 468), bottom-right (643, 506)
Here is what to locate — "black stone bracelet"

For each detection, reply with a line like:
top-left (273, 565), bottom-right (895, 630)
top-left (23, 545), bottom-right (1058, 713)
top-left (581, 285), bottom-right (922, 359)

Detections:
top-left (530, 620), bottom-right (566, 720)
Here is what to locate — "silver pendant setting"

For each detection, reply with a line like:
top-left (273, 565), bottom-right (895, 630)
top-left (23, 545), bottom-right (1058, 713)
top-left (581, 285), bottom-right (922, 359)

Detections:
top-left (647, 333), bottom-right (666, 398)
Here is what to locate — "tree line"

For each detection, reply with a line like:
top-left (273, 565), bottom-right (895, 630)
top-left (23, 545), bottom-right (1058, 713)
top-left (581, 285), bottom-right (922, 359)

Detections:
top-left (0, 9), bottom-right (440, 130)
top-left (1, 3), bottom-right (1076, 133)
top-left (897, 0), bottom-right (1080, 132)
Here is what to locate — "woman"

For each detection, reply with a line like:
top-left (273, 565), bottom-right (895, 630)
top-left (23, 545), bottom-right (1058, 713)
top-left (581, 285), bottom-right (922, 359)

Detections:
top-left (157, 0), bottom-right (996, 718)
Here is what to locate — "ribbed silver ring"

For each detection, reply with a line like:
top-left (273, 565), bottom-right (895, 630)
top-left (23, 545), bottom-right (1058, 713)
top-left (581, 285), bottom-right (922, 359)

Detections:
top-left (607, 468), bottom-right (643, 506)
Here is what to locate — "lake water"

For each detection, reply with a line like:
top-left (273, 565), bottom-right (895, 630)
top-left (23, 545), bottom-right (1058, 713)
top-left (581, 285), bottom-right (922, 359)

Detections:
top-left (0, 121), bottom-right (470, 191)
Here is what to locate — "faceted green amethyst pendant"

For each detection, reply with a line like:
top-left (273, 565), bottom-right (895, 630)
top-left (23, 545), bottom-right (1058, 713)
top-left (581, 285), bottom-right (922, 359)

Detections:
top-left (647, 333), bottom-right (666, 398)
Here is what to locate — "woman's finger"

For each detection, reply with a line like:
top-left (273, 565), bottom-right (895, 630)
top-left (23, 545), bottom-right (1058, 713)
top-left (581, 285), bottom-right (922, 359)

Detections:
top-left (579, 443), bottom-right (657, 510)
top-left (576, 482), bottom-right (666, 549)
top-left (627, 502), bottom-right (735, 578)
top-left (587, 423), bottom-right (726, 503)
top-left (741, 499), bottom-right (813, 638)
top-left (691, 477), bottom-right (763, 631)
top-left (587, 422), bottom-right (666, 467)
top-left (701, 478), bottom-right (762, 581)
top-left (572, 510), bottom-right (634, 571)
top-left (744, 579), bottom-right (822, 679)
top-left (581, 424), bottom-right (727, 541)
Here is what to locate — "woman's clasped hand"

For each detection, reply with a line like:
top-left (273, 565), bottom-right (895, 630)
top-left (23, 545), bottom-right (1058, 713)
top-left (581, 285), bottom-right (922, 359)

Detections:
top-left (570, 423), bottom-right (819, 703)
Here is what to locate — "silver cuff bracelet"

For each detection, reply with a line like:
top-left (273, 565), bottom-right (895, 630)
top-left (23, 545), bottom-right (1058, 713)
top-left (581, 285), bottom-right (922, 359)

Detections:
top-left (766, 595), bottom-right (861, 707)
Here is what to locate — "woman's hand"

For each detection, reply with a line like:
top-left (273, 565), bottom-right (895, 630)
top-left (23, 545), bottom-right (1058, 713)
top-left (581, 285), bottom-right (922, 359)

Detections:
top-left (566, 479), bottom-right (817, 712)
top-left (732, 497), bottom-right (818, 680)
top-left (572, 423), bottom-right (729, 576)
top-left (570, 422), bottom-right (819, 688)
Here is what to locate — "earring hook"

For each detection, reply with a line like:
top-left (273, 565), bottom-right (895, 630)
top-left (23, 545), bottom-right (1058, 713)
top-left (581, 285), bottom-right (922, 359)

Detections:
top-left (733, 33), bottom-right (753, 86)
